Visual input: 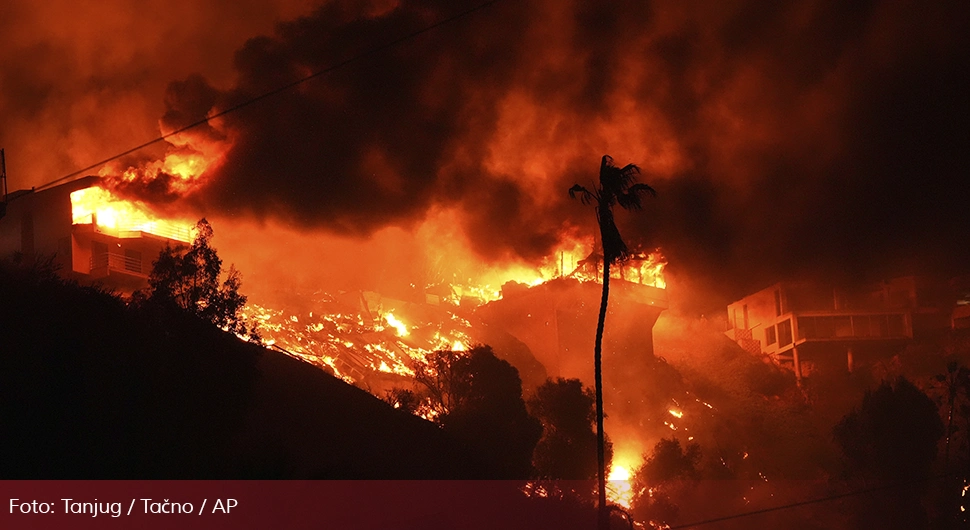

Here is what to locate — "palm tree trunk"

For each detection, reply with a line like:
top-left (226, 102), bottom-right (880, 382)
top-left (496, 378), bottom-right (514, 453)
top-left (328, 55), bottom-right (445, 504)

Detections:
top-left (595, 257), bottom-right (610, 530)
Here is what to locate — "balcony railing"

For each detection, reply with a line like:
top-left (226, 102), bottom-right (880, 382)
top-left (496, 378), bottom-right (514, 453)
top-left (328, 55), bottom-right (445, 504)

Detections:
top-left (74, 217), bottom-right (193, 243)
top-left (116, 221), bottom-right (193, 243)
top-left (90, 252), bottom-right (146, 276)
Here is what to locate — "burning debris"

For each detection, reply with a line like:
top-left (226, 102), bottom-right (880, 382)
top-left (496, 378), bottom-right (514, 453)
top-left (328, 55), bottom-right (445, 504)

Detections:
top-left (242, 290), bottom-right (475, 384)
top-left (240, 246), bottom-right (667, 391)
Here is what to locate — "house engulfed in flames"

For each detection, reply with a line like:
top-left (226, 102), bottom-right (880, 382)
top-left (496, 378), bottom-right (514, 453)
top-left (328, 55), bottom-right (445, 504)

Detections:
top-left (0, 176), bottom-right (193, 293)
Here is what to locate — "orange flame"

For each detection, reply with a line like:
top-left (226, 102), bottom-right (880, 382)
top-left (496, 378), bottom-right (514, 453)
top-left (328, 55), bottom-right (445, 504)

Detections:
top-left (70, 185), bottom-right (194, 242)
top-left (607, 460), bottom-right (636, 509)
top-left (445, 236), bottom-right (666, 306)
top-left (384, 313), bottom-right (409, 337)
top-left (99, 125), bottom-right (230, 198)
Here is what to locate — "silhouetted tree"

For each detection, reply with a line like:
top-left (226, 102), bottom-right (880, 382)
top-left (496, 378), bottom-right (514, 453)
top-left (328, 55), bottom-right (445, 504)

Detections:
top-left (834, 377), bottom-right (943, 480)
top-left (528, 378), bottom-right (612, 481)
top-left (569, 154), bottom-right (656, 529)
top-left (638, 438), bottom-right (702, 483)
top-left (414, 346), bottom-right (542, 479)
top-left (413, 349), bottom-right (473, 417)
top-left (630, 437), bottom-right (700, 525)
top-left (834, 377), bottom-right (944, 529)
top-left (144, 219), bottom-right (254, 338)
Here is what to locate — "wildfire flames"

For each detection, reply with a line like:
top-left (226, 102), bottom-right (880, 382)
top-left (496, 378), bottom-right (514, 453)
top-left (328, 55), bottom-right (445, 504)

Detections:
top-left (65, 155), bottom-right (672, 525)
top-left (69, 170), bottom-right (667, 389)
top-left (384, 313), bottom-right (409, 337)
top-left (68, 171), bottom-right (670, 510)
top-left (63, 79), bottom-right (672, 509)
top-left (6, 2), bottom-right (966, 527)
top-left (111, 149), bottom-right (218, 196)
top-left (70, 186), bottom-right (194, 243)
top-left (607, 461), bottom-right (635, 509)
top-left (242, 241), bottom-right (665, 382)
top-left (242, 293), bottom-right (474, 382)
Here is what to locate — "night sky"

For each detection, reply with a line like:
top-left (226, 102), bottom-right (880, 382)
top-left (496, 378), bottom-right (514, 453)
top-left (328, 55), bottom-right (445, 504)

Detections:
top-left (1, 0), bottom-right (968, 310)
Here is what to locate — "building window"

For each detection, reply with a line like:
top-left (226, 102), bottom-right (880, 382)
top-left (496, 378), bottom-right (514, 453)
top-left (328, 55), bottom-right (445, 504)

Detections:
top-left (797, 316), bottom-right (815, 339)
top-left (774, 290), bottom-right (782, 316)
top-left (743, 304), bottom-right (749, 329)
top-left (778, 319), bottom-right (793, 347)
top-left (765, 325), bottom-right (777, 345)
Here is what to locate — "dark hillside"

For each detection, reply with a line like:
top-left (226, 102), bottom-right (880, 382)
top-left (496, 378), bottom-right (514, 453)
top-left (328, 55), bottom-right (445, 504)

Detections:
top-left (0, 259), bottom-right (475, 478)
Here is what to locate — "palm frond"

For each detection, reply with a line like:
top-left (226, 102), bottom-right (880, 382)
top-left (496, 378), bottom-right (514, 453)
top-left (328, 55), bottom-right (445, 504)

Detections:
top-left (599, 156), bottom-right (643, 200)
top-left (570, 155), bottom-right (656, 259)
top-left (569, 184), bottom-right (596, 205)
top-left (616, 190), bottom-right (643, 210)
top-left (616, 182), bottom-right (657, 210)
top-left (629, 182), bottom-right (657, 197)
top-left (616, 163), bottom-right (641, 188)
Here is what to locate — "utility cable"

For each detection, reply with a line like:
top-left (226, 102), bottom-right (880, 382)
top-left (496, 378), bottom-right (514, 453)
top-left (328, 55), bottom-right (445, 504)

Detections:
top-left (35, 0), bottom-right (502, 192)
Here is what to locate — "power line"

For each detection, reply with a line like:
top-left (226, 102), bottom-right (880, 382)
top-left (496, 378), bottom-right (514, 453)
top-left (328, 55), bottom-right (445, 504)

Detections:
top-left (668, 474), bottom-right (948, 529)
top-left (36, 0), bottom-right (502, 192)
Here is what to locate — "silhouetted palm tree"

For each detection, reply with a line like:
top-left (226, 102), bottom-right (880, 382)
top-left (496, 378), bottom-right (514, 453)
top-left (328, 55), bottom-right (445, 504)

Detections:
top-left (569, 155), bottom-right (655, 529)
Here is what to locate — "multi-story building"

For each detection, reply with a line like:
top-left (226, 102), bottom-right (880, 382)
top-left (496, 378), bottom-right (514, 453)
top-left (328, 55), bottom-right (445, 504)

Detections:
top-left (0, 176), bottom-right (192, 293)
top-left (725, 278), bottom-right (953, 380)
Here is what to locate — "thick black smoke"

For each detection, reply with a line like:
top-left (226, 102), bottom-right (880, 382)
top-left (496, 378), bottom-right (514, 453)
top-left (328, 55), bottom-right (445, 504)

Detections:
top-left (8, 0), bottom-right (967, 309)
top-left (153, 0), bottom-right (970, 307)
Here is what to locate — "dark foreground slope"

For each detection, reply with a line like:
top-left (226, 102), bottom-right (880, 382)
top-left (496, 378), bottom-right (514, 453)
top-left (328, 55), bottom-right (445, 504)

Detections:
top-left (0, 261), bottom-right (475, 478)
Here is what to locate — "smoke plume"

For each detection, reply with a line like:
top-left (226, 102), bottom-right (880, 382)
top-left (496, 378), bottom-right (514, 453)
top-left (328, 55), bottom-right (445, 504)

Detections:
top-left (3, 0), bottom-right (969, 308)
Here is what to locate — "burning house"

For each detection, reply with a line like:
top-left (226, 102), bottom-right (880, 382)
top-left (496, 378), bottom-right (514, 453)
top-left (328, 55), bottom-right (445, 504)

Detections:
top-left (0, 177), bottom-right (193, 293)
top-left (726, 277), bottom-right (955, 379)
top-left (479, 274), bottom-right (667, 382)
